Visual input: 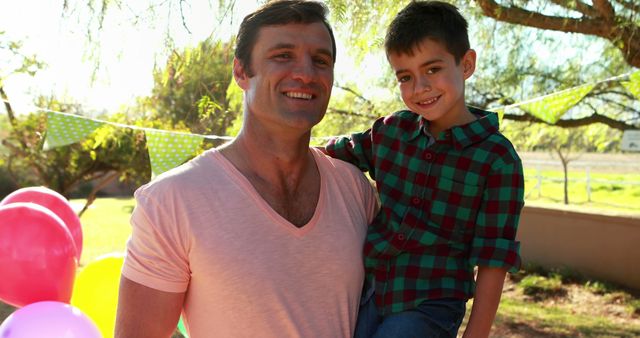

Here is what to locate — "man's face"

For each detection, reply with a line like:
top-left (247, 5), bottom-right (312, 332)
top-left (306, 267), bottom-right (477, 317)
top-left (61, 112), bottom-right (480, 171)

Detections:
top-left (234, 22), bottom-right (334, 133)
top-left (388, 38), bottom-right (475, 129)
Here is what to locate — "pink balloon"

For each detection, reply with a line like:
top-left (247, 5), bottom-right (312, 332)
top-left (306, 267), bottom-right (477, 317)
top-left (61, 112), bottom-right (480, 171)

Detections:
top-left (0, 301), bottom-right (101, 338)
top-left (0, 203), bottom-right (77, 308)
top-left (1, 186), bottom-right (83, 260)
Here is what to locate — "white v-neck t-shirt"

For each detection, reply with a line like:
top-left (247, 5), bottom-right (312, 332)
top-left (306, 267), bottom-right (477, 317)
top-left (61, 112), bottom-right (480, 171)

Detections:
top-left (123, 147), bottom-right (378, 338)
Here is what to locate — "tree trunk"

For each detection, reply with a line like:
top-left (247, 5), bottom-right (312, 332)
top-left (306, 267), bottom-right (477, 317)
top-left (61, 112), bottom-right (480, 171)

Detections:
top-left (77, 171), bottom-right (120, 217)
top-left (0, 86), bottom-right (16, 126)
top-left (555, 149), bottom-right (570, 205)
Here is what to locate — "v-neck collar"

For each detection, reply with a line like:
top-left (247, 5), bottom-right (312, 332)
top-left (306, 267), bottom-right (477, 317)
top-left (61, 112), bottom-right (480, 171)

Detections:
top-left (209, 148), bottom-right (326, 237)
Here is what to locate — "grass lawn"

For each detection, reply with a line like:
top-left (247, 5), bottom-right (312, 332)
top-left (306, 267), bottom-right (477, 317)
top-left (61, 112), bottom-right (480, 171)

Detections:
top-left (74, 197), bottom-right (135, 267)
top-left (1, 195), bottom-right (639, 336)
top-left (523, 169), bottom-right (640, 215)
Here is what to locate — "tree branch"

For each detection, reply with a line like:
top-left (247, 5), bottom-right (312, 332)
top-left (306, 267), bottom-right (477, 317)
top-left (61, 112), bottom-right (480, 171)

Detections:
top-left (474, 0), bottom-right (640, 67)
top-left (592, 0), bottom-right (616, 22)
top-left (549, 0), bottom-right (598, 17)
top-left (0, 86), bottom-right (16, 126)
top-left (334, 84), bottom-right (375, 107)
top-left (327, 107), bottom-right (378, 119)
top-left (614, 0), bottom-right (639, 12)
top-left (475, 0), bottom-right (605, 35)
top-left (504, 112), bottom-right (637, 130)
top-left (77, 170), bottom-right (120, 217)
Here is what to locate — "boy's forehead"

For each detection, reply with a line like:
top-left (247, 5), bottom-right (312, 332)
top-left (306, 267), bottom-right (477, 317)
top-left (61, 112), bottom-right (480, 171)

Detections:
top-left (389, 37), bottom-right (451, 58)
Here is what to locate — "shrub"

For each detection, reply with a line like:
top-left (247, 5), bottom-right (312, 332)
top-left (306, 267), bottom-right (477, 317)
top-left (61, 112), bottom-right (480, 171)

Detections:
top-left (520, 274), bottom-right (567, 301)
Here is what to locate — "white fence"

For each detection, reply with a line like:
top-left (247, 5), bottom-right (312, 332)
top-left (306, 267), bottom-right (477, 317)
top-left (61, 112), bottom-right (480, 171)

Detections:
top-left (523, 160), bottom-right (640, 202)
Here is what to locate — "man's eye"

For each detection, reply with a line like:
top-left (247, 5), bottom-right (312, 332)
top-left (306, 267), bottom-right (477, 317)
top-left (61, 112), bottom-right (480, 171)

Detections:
top-left (274, 53), bottom-right (292, 60)
top-left (314, 57), bottom-right (331, 66)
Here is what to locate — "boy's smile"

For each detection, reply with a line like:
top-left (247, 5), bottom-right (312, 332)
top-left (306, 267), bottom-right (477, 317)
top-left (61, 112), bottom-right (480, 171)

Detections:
top-left (388, 38), bottom-right (476, 135)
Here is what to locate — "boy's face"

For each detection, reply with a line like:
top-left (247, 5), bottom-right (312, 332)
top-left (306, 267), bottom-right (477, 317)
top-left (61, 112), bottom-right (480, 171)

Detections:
top-left (388, 38), bottom-right (476, 130)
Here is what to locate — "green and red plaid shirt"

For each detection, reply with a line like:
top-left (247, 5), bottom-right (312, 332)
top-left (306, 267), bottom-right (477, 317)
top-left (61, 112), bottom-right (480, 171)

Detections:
top-left (326, 108), bottom-right (524, 315)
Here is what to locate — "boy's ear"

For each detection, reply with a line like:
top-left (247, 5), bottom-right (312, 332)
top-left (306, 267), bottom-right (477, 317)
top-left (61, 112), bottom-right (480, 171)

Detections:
top-left (461, 49), bottom-right (476, 80)
top-left (233, 58), bottom-right (250, 90)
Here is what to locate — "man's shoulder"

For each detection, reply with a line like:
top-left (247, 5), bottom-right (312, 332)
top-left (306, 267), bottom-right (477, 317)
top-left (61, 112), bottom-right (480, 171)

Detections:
top-left (136, 148), bottom-right (222, 198)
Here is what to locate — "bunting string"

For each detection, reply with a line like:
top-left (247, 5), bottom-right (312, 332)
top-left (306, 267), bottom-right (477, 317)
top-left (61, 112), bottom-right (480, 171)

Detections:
top-left (1, 70), bottom-right (638, 176)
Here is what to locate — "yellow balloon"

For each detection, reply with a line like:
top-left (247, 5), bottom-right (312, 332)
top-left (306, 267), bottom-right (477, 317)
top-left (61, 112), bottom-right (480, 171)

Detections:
top-left (71, 253), bottom-right (124, 338)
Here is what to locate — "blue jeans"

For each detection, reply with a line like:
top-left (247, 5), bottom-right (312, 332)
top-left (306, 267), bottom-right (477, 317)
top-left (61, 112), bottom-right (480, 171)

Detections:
top-left (354, 290), bottom-right (466, 338)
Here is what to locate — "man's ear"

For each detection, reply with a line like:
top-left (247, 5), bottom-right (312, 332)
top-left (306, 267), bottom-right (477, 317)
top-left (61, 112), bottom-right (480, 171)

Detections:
top-left (233, 58), bottom-right (250, 90)
top-left (461, 49), bottom-right (476, 80)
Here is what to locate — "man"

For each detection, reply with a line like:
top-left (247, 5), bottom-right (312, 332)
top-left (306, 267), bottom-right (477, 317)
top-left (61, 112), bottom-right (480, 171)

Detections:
top-left (115, 1), bottom-right (378, 337)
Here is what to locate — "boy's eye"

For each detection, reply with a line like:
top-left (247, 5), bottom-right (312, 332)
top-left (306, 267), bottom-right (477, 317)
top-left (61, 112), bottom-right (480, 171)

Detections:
top-left (426, 67), bottom-right (441, 74)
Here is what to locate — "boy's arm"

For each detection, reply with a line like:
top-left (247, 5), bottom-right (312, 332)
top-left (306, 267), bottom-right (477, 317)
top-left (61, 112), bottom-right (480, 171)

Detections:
top-left (325, 127), bottom-right (376, 174)
top-left (466, 154), bottom-right (524, 336)
top-left (462, 266), bottom-right (507, 338)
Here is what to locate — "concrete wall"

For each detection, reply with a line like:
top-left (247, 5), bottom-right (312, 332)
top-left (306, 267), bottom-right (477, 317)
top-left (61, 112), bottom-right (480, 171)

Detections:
top-left (517, 206), bottom-right (640, 290)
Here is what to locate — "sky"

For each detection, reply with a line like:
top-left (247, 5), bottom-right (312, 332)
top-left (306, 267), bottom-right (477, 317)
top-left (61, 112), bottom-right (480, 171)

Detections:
top-left (0, 0), bottom-right (387, 117)
top-left (0, 0), bottom-right (250, 114)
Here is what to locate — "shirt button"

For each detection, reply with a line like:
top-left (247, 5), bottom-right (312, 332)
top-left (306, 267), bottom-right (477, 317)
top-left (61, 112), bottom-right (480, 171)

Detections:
top-left (397, 233), bottom-right (405, 241)
top-left (411, 197), bottom-right (421, 206)
top-left (424, 152), bottom-right (433, 160)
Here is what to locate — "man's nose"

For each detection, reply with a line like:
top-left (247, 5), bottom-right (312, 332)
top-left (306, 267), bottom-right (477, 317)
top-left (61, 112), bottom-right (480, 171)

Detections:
top-left (291, 57), bottom-right (315, 83)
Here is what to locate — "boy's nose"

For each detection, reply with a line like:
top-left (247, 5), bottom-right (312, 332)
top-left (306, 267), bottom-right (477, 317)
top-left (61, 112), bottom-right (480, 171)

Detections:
top-left (415, 75), bottom-right (432, 93)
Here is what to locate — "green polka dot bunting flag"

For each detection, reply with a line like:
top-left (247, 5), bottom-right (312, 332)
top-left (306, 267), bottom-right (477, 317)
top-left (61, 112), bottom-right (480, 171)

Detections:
top-left (520, 84), bottom-right (595, 124)
top-left (622, 71), bottom-right (640, 100)
top-left (44, 112), bottom-right (105, 150)
top-left (145, 130), bottom-right (204, 176)
top-left (493, 107), bottom-right (505, 127)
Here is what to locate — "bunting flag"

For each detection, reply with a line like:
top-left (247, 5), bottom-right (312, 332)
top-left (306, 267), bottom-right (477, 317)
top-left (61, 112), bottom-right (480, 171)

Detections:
top-left (493, 107), bottom-right (505, 126)
top-left (622, 71), bottom-right (640, 100)
top-left (44, 112), bottom-right (105, 150)
top-left (519, 84), bottom-right (595, 124)
top-left (22, 69), bottom-right (640, 178)
top-left (145, 130), bottom-right (204, 176)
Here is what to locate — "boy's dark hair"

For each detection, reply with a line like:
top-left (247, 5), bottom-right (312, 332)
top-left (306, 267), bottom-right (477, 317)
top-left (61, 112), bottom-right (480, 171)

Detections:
top-left (235, 0), bottom-right (337, 76)
top-left (385, 1), bottom-right (469, 64)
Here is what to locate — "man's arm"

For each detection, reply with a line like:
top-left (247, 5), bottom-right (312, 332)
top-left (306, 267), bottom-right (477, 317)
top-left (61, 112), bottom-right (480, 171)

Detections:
top-left (462, 266), bottom-right (507, 338)
top-left (115, 276), bottom-right (185, 338)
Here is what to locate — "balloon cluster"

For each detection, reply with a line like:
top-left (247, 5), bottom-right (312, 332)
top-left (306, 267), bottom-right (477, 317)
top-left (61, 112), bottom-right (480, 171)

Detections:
top-left (0, 187), bottom-right (120, 338)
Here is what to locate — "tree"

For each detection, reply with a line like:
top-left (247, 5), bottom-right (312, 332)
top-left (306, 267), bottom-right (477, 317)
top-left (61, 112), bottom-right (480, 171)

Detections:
top-left (143, 38), bottom-right (237, 137)
top-left (475, 0), bottom-right (640, 68)
top-left (0, 97), bottom-right (155, 214)
top-left (471, 0), bottom-right (640, 131)
top-left (1, 31), bottom-right (45, 125)
top-left (62, 1), bottom-right (640, 133)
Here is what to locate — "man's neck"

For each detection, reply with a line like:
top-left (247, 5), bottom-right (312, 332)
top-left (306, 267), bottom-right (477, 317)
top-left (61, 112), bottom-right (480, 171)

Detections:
top-left (218, 128), bottom-right (320, 227)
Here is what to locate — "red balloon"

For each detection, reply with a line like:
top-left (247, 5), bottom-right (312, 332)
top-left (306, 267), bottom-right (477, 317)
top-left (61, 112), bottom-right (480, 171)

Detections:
top-left (1, 186), bottom-right (83, 260)
top-left (0, 203), bottom-right (77, 308)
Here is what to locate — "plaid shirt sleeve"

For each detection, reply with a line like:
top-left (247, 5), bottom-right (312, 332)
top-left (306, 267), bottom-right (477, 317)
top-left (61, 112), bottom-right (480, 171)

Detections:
top-left (468, 153), bottom-right (524, 273)
top-left (325, 127), bottom-right (376, 175)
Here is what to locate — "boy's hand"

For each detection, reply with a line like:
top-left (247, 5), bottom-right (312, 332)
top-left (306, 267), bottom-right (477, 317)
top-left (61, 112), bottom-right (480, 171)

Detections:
top-left (462, 266), bottom-right (508, 338)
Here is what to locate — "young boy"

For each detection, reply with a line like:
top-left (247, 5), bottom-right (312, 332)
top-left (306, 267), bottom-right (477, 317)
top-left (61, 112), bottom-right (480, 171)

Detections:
top-left (325, 1), bottom-right (524, 337)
